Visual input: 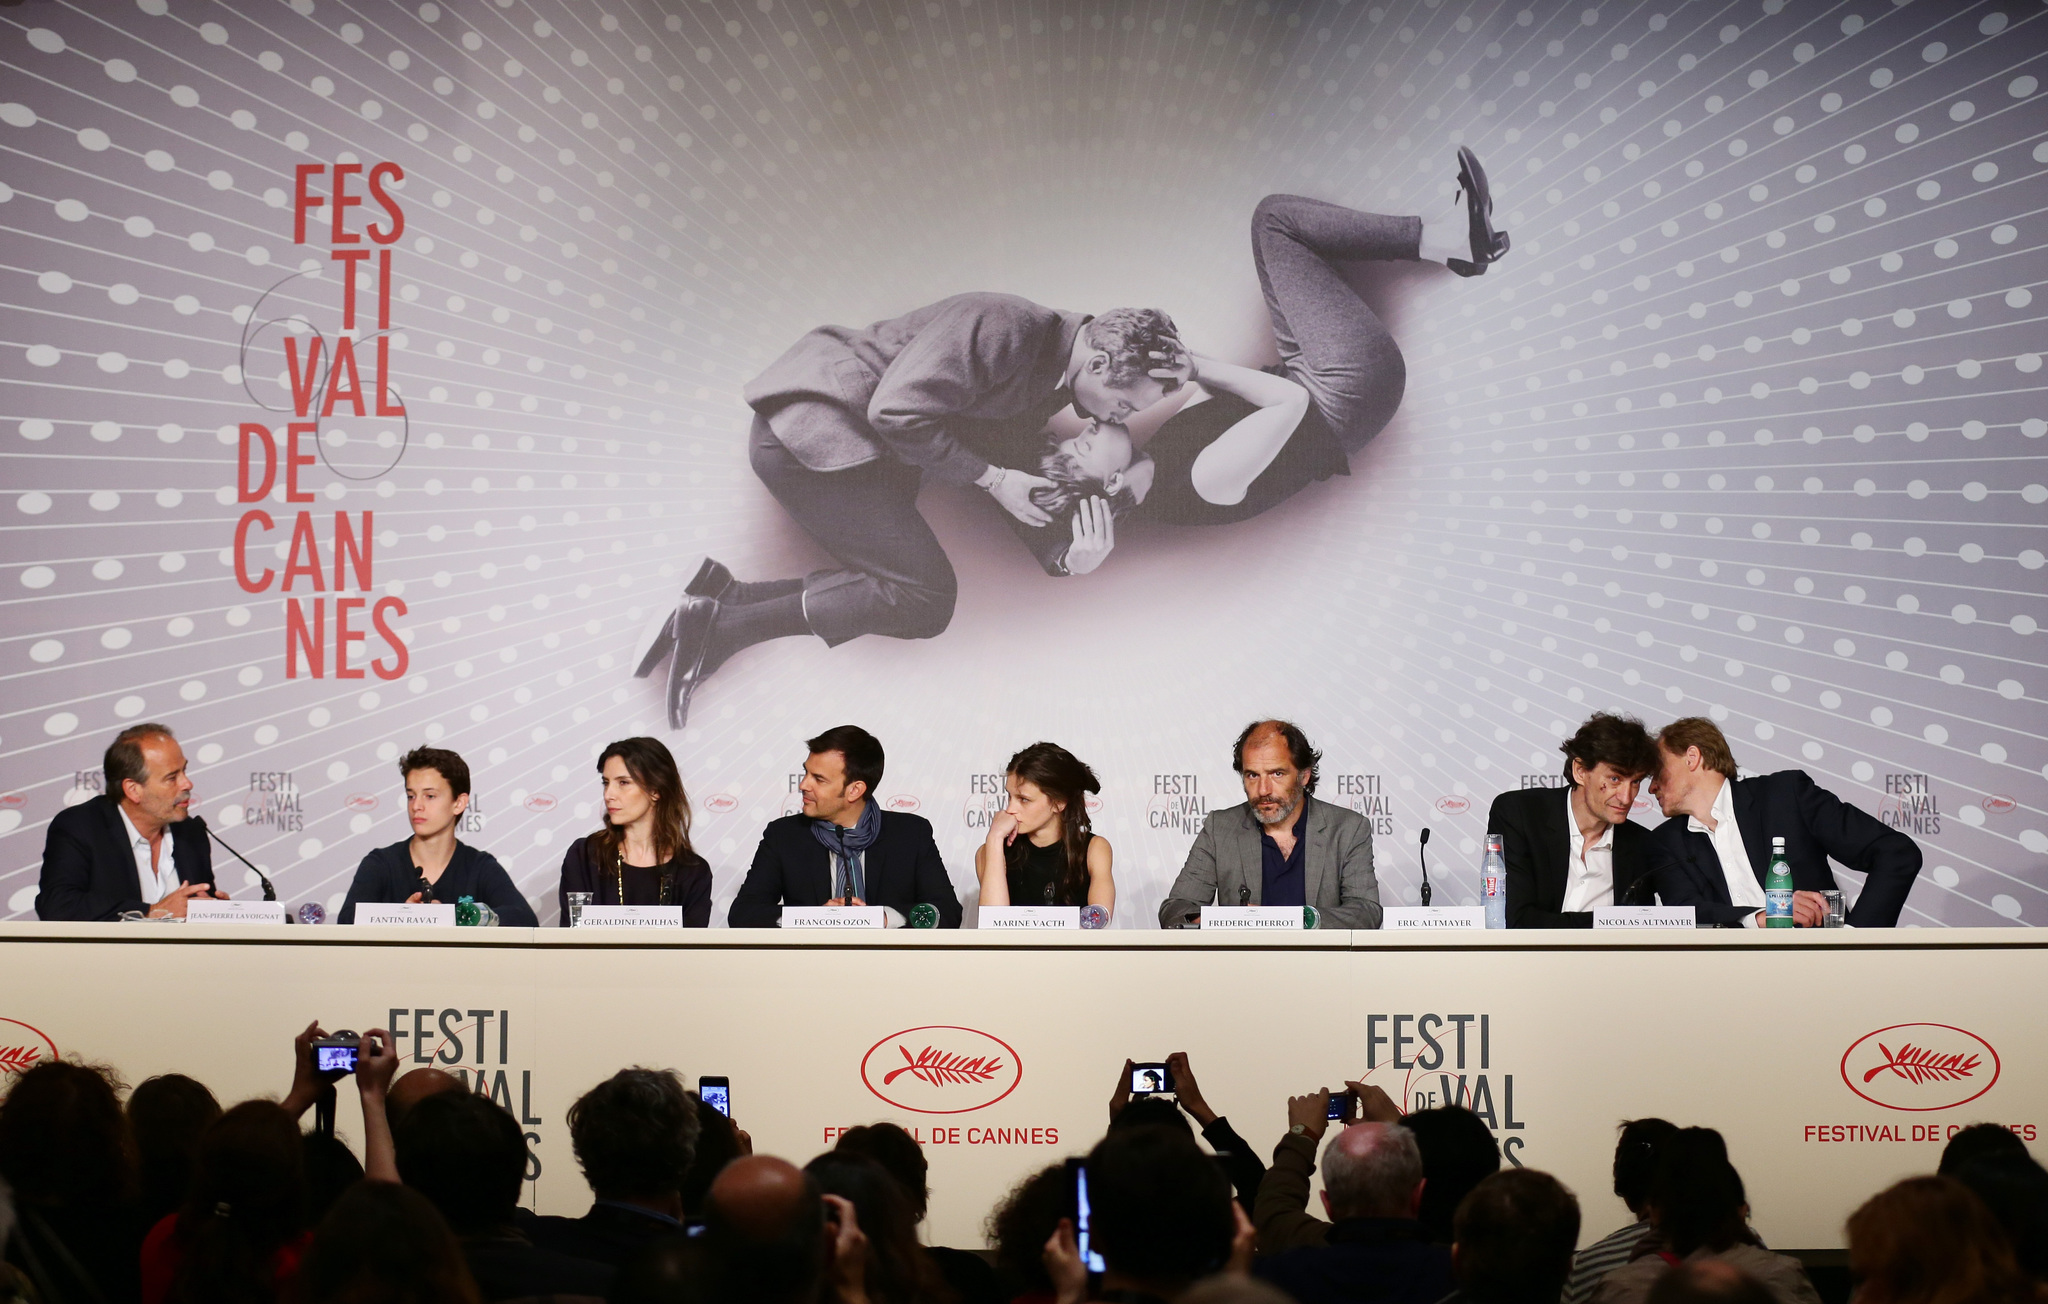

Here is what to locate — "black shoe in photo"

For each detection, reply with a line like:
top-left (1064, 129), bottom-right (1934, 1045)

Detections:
top-left (665, 596), bottom-right (720, 729)
top-left (1447, 146), bottom-right (1511, 277)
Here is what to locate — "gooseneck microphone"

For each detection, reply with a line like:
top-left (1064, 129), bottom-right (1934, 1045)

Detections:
top-left (191, 815), bottom-right (278, 903)
top-left (1238, 884), bottom-right (1252, 906)
top-left (1418, 827), bottom-right (1433, 906)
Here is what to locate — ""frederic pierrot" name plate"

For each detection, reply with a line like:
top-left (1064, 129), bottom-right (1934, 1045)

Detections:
top-left (1200, 906), bottom-right (1303, 930)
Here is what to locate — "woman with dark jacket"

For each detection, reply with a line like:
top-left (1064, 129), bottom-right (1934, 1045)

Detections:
top-left (337, 747), bottom-right (537, 926)
top-left (556, 736), bottom-right (713, 926)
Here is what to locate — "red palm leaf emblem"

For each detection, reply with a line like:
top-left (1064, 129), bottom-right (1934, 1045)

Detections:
top-left (882, 1044), bottom-right (1005, 1087)
top-left (1863, 1042), bottom-right (1980, 1085)
top-left (0, 1045), bottom-right (43, 1074)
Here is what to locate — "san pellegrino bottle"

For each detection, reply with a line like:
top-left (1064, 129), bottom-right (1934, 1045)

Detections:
top-left (1481, 834), bottom-right (1507, 929)
top-left (1764, 836), bottom-right (1795, 928)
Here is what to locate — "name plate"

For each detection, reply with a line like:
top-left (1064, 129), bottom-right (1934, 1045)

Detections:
top-left (782, 906), bottom-right (887, 929)
top-left (980, 906), bottom-right (1081, 930)
top-left (1382, 906), bottom-right (1488, 930)
top-left (355, 903), bottom-right (456, 927)
top-left (186, 900), bottom-right (286, 924)
top-left (1593, 906), bottom-right (1697, 930)
top-left (576, 905), bottom-right (685, 928)
top-left (1200, 906), bottom-right (1303, 930)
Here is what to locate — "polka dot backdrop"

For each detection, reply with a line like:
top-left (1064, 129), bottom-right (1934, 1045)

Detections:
top-left (0, 0), bottom-right (2042, 926)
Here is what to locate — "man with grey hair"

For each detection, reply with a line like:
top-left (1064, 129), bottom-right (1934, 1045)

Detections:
top-left (36, 722), bottom-right (222, 921)
top-left (1159, 720), bottom-right (1383, 928)
top-left (1254, 1086), bottom-right (1451, 1304)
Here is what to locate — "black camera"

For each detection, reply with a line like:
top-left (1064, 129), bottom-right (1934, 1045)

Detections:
top-left (309, 1031), bottom-right (361, 1074)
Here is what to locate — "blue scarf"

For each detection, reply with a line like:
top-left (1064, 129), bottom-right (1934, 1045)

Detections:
top-left (811, 798), bottom-right (882, 901)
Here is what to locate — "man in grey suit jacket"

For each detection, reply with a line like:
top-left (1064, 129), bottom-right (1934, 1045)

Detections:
top-left (1159, 721), bottom-right (1383, 929)
top-left (633, 295), bottom-right (1188, 727)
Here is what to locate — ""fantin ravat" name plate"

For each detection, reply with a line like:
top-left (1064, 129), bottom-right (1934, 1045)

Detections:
top-left (354, 903), bottom-right (456, 927)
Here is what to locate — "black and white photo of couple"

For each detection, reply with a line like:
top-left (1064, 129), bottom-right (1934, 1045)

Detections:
top-left (635, 150), bottom-right (1512, 728)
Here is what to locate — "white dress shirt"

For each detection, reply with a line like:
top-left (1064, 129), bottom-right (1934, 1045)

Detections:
top-left (118, 805), bottom-right (178, 906)
top-left (1560, 788), bottom-right (1616, 913)
top-left (1689, 776), bottom-right (1767, 926)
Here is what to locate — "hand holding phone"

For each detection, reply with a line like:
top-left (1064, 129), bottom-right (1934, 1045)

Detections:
top-left (698, 1075), bottom-right (731, 1117)
top-left (1129, 1062), bottom-right (1175, 1097)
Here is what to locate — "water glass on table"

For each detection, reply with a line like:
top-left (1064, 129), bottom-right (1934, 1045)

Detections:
top-left (566, 892), bottom-right (594, 927)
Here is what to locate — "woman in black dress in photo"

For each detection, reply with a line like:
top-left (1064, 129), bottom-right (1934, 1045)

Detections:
top-left (1005, 151), bottom-right (1511, 572)
top-left (973, 742), bottom-right (1114, 915)
top-left (556, 736), bottom-right (712, 925)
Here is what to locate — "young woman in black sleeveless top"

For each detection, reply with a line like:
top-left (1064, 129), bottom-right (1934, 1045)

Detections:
top-left (555, 736), bottom-right (713, 926)
top-left (973, 742), bottom-right (1115, 915)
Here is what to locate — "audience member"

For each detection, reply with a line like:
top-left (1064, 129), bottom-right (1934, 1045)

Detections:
top-left (1403, 1107), bottom-right (1504, 1247)
top-left (680, 1096), bottom-right (750, 1219)
top-left (385, 1067), bottom-right (467, 1130)
top-left (126, 1074), bottom-right (222, 1230)
top-left (394, 1090), bottom-right (613, 1302)
top-left (299, 1132), bottom-right (366, 1225)
top-left (1643, 1261), bottom-right (1779, 1304)
top-left (1256, 1084), bottom-right (1392, 1253)
top-left (295, 1180), bottom-right (483, 1304)
top-left (141, 1100), bottom-right (309, 1304)
top-left (984, 1163), bottom-right (1069, 1304)
top-left (531, 1068), bottom-right (700, 1268)
top-left (1847, 1176), bottom-right (2038, 1304)
top-left (1254, 1122), bottom-right (1450, 1304)
top-left (1085, 1125), bottom-right (1240, 1303)
top-left (1593, 1129), bottom-right (1818, 1304)
top-left (805, 1153), bottom-right (955, 1304)
top-left (0, 1060), bottom-right (146, 1304)
top-left (1950, 1154), bottom-right (2048, 1282)
top-left (1446, 1169), bottom-right (1581, 1304)
top-left (835, 1122), bottom-right (1002, 1304)
top-left (606, 1233), bottom-right (719, 1304)
top-left (1110, 1055), bottom-right (1267, 1214)
top-left (699, 1155), bottom-right (870, 1304)
top-left (1941, 1125), bottom-right (2034, 1177)
top-left (1184, 1280), bottom-right (1298, 1304)
top-left (1563, 1119), bottom-right (1683, 1304)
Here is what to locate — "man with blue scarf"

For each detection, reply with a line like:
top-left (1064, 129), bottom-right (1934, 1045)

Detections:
top-left (728, 725), bottom-right (963, 928)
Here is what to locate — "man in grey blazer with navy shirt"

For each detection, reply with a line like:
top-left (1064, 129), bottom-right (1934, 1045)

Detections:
top-left (1159, 720), bottom-right (1382, 929)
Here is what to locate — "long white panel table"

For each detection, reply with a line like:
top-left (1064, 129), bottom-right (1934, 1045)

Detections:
top-left (2, 924), bottom-right (2039, 1249)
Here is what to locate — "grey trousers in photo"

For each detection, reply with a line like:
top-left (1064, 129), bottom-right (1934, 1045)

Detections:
top-left (1250, 194), bottom-right (1422, 454)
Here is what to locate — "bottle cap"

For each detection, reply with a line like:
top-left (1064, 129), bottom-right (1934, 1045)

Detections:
top-left (1772, 836), bottom-right (1786, 847)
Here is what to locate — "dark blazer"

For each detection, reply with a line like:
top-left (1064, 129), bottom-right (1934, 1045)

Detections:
top-left (744, 292), bottom-right (1088, 486)
top-left (1646, 770), bottom-right (1921, 927)
top-left (338, 839), bottom-right (538, 926)
top-left (1487, 785), bottom-right (1654, 929)
top-left (529, 1202), bottom-right (679, 1268)
top-left (555, 835), bottom-right (713, 927)
top-left (728, 810), bottom-right (962, 928)
top-left (1255, 1218), bottom-right (1452, 1304)
top-left (35, 794), bottom-right (215, 921)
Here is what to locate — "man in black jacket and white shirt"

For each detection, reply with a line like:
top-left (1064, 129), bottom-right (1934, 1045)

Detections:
top-left (36, 722), bottom-right (224, 921)
top-left (1487, 714), bottom-right (1660, 928)
top-left (1645, 716), bottom-right (1920, 927)
top-left (728, 724), bottom-right (962, 927)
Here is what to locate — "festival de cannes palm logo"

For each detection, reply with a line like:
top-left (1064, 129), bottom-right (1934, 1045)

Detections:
top-left (1841, 1024), bottom-right (2000, 1112)
top-left (0, 1018), bottom-right (58, 1075)
top-left (861, 1025), bottom-right (1022, 1114)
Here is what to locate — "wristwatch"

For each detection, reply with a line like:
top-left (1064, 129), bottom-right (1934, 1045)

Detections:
top-left (1289, 1122), bottom-right (1311, 1136)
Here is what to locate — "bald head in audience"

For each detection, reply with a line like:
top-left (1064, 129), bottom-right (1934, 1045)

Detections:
top-left (1321, 1122), bottom-right (1426, 1222)
top-left (703, 1156), bottom-right (829, 1304)
top-left (385, 1068), bottom-right (464, 1128)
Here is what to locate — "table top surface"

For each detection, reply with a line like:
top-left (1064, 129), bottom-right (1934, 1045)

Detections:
top-left (3, 921), bottom-right (2040, 951)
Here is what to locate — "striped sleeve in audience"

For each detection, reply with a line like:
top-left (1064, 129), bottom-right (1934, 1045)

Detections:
top-left (1562, 1219), bottom-right (1655, 1304)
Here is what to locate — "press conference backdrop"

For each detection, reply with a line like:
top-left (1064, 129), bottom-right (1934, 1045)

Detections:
top-left (1, 0), bottom-right (2043, 926)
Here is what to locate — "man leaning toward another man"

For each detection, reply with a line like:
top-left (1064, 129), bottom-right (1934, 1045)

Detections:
top-left (36, 723), bottom-right (225, 921)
